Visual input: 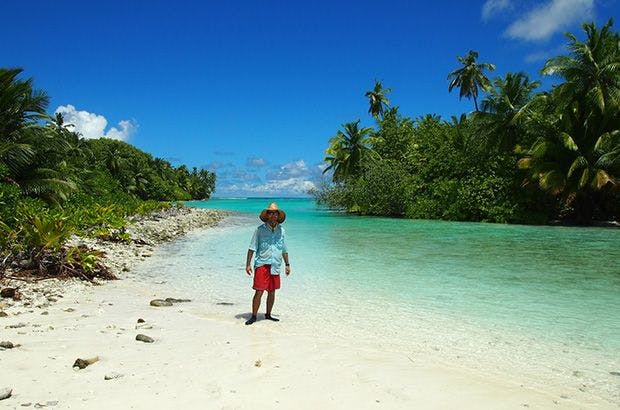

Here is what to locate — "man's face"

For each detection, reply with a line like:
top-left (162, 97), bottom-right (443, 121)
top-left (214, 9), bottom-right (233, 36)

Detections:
top-left (267, 210), bottom-right (279, 224)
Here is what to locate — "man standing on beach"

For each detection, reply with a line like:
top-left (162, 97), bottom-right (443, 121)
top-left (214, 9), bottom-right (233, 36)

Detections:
top-left (245, 202), bottom-right (290, 325)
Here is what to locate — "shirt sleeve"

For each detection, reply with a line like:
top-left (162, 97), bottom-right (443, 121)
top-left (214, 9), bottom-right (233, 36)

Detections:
top-left (281, 227), bottom-right (288, 254)
top-left (249, 227), bottom-right (258, 251)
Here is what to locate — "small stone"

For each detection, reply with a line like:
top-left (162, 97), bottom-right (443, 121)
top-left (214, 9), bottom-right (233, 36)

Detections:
top-left (610, 371), bottom-right (620, 376)
top-left (254, 359), bottom-right (262, 367)
top-left (149, 299), bottom-right (172, 307)
top-left (137, 318), bottom-right (145, 323)
top-left (216, 302), bottom-right (234, 306)
top-left (72, 356), bottom-right (99, 369)
top-left (136, 334), bottom-right (154, 343)
top-left (0, 341), bottom-right (14, 349)
top-left (6, 322), bottom-right (26, 329)
top-left (41, 311), bottom-right (48, 315)
top-left (21, 403), bottom-right (32, 407)
top-left (1, 288), bottom-right (17, 298)
top-left (63, 308), bottom-right (75, 312)
top-left (104, 372), bottom-right (124, 380)
top-left (0, 311), bottom-right (8, 317)
top-left (47, 297), bottom-right (57, 303)
top-left (0, 387), bottom-right (12, 400)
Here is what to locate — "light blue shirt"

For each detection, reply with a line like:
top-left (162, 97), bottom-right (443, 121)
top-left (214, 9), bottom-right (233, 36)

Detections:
top-left (249, 223), bottom-right (288, 275)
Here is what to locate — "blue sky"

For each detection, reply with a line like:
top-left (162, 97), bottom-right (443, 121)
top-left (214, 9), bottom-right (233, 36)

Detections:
top-left (2, 0), bottom-right (618, 197)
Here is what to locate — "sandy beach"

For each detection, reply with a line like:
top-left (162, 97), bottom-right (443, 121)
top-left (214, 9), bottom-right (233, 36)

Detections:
top-left (0, 208), bottom-right (616, 409)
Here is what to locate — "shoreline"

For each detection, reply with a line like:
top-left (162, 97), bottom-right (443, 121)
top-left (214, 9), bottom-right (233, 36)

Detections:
top-left (0, 207), bottom-right (616, 409)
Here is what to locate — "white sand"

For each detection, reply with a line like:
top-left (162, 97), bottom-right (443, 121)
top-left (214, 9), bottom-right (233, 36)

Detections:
top-left (1, 273), bottom-right (615, 409)
top-left (0, 207), bottom-right (616, 409)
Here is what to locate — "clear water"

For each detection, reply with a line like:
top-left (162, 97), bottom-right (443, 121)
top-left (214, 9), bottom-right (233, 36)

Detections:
top-left (136, 198), bottom-right (620, 402)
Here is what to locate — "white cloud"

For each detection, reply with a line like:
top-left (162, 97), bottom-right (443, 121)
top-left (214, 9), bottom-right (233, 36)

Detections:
top-left (54, 104), bottom-right (137, 141)
top-left (246, 156), bottom-right (267, 167)
top-left (266, 160), bottom-right (309, 180)
top-left (215, 159), bottom-right (319, 197)
top-left (219, 179), bottom-right (316, 196)
top-left (505, 0), bottom-right (594, 41)
top-left (482, 0), bottom-right (511, 21)
top-left (524, 50), bottom-right (553, 63)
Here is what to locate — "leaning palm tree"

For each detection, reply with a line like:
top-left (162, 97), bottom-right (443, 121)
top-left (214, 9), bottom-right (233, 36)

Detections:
top-left (448, 50), bottom-right (496, 112)
top-left (364, 80), bottom-right (392, 119)
top-left (323, 120), bottom-right (377, 182)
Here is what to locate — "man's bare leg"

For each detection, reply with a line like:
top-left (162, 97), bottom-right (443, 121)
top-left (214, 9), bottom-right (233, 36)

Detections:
top-left (246, 290), bottom-right (263, 325)
top-left (265, 291), bottom-right (279, 321)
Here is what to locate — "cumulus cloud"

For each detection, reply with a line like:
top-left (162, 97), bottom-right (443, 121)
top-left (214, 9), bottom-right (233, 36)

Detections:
top-left (215, 159), bottom-right (320, 196)
top-left (246, 156), bottom-right (267, 167)
top-left (266, 160), bottom-right (310, 180)
top-left (482, 0), bottom-right (511, 21)
top-left (505, 0), bottom-right (594, 41)
top-left (524, 50), bottom-right (554, 63)
top-left (55, 105), bottom-right (137, 141)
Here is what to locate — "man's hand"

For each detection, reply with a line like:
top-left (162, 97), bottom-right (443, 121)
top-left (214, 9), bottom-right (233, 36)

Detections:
top-left (285, 265), bottom-right (291, 276)
top-left (246, 264), bottom-right (253, 276)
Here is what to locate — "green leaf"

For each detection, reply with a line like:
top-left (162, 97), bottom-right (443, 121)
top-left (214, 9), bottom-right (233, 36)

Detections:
top-left (567, 156), bottom-right (587, 178)
top-left (560, 132), bottom-right (578, 151)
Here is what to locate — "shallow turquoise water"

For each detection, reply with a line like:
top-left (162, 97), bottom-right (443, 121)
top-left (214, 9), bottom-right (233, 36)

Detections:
top-left (188, 198), bottom-right (620, 347)
top-left (138, 198), bottom-right (620, 401)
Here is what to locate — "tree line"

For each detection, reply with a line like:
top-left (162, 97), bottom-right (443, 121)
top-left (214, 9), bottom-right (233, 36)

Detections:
top-left (0, 68), bottom-right (216, 278)
top-left (314, 20), bottom-right (619, 225)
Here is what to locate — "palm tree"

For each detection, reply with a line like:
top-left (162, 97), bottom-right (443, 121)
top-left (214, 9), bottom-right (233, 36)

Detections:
top-left (519, 20), bottom-right (620, 222)
top-left (448, 50), bottom-right (496, 112)
top-left (323, 120), bottom-right (377, 181)
top-left (0, 68), bottom-right (77, 202)
top-left (542, 19), bottom-right (620, 134)
top-left (364, 80), bottom-right (392, 119)
top-left (0, 68), bottom-right (50, 175)
top-left (478, 72), bottom-right (541, 151)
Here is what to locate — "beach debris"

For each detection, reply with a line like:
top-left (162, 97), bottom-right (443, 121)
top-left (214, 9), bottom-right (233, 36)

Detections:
top-left (1, 288), bottom-right (18, 299)
top-left (104, 372), bottom-right (124, 380)
top-left (610, 371), bottom-right (620, 376)
top-left (21, 402), bottom-right (32, 407)
top-left (33, 401), bottom-right (58, 408)
top-left (254, 359), bottom-right (262, 367)
top-left (135, 334), bottom-right (154, 343)
top-left (0, 387), bottom-right (12, 400)
top-left (137, 318), bottom-right (145, 323)
top-left (0, 341), bottom-right (15, 349)
top-left (216, 302), bottom-right (234, 306)
top-left (6, 322), bottom-right (26, 329)
top-left (72, 356), bottom-right (100, 369)
top-left (165, 297), bottom-right (191, 303)
top-left (149, 299), bottom-right (173, 307)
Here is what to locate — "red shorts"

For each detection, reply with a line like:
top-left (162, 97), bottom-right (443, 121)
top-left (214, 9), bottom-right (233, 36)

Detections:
top-left (253, 265), bottom-right (281, 291)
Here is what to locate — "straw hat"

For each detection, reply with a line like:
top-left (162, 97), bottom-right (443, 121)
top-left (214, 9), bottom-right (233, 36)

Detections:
top-left (259, 202), bottom-right (286, 223)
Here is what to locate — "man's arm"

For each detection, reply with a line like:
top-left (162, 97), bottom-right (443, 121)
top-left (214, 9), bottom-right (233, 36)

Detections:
top-left (246, 250), bottom-right (254, 275)
top-left (283, 252), bottom-right (290, 276)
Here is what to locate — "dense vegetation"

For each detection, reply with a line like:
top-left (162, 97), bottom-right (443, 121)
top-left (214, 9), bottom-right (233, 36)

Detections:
top-left (0, 68), bottom-right (215, 279)
top-left (314, 20), bottom-right (619, 225)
